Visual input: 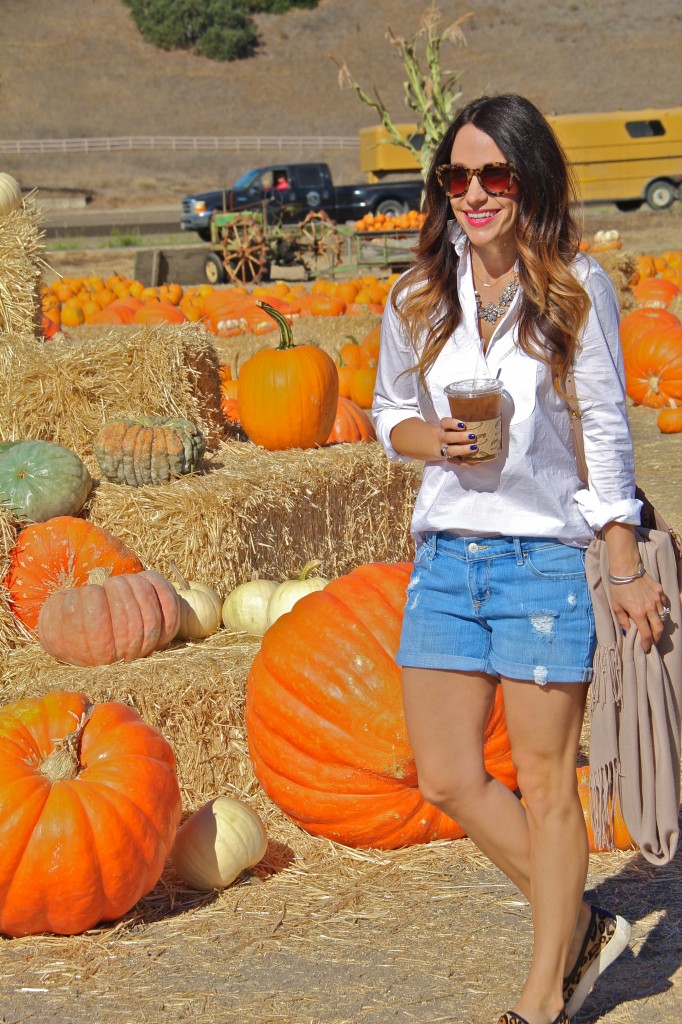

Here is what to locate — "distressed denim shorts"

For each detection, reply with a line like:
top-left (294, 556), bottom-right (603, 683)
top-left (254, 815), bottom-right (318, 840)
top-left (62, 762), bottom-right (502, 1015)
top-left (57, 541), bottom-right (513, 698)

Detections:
top-left (396, 533), bottom-right (596, 685)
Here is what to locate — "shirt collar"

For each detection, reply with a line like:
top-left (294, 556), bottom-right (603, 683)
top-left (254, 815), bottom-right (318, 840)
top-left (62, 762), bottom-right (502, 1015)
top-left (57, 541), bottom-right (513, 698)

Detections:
top-left (447, 219), bottom-right (468, 256)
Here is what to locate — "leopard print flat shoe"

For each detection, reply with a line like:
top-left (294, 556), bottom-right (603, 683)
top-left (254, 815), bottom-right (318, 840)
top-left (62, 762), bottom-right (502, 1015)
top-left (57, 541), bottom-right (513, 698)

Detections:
top-left (563, 904), bottom-right (632, 1017)
top-left (497, 1010), bottom-right (570, 1024)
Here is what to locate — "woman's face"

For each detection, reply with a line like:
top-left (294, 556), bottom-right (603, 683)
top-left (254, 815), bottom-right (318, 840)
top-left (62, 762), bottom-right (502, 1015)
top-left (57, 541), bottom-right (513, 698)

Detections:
top-left (447, 123), bottom-right (520, 253)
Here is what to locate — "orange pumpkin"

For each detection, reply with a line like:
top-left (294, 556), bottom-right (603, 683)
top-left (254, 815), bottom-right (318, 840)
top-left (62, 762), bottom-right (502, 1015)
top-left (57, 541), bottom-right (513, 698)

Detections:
top-left (657, 404), bottom-right (682, 433)
top-left (624, 324), bottom-right (682, 407)
top-left (0, 691), bottom-right (182, 936)
top-left (5, 516), bottom-right (143, 631)
top-left (337, 364), bottom-right (355, 399)
top-left (349, 366), bottom-right (377, 409)
top-left (132, 302), bottom-right (188, 325)
top-left (238, 301), bottom-right (338, 451)
top-left (619, 307), bottom-right (680, 360)
top-left (359, 325), bottom-right (381, 367)
top-left (336, 339), bottom-right (363, 370)
top-left (632, 277), bottom-right (680, 309)
top-left (37, 570), bottom-right (181, 666)
top-left (326, 396), bottom-right (376, 444)
top-left (576, 766), bottom-right (635, 853)
top-left (246, 561), bottom-right (517, 849)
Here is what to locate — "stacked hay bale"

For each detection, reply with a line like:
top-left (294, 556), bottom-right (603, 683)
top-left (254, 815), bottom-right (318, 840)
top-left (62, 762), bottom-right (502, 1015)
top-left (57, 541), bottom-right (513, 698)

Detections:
top-left (0, 189), bottom-right (46, 338)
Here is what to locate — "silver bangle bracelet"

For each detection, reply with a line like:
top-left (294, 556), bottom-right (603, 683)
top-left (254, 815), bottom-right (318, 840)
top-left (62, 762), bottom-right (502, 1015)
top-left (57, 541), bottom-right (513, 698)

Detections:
top-left (607, 564), bottom-right (646, 584)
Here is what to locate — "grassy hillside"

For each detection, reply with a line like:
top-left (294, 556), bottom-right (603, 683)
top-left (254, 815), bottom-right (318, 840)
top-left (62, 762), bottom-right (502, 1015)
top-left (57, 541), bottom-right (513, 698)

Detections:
top-left (1, 0), bottom-right (680, 204)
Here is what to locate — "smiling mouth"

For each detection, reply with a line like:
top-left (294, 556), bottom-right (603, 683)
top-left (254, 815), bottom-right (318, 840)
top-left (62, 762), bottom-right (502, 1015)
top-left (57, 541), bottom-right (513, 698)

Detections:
top-left (463, 210), bottom-right (499, 224)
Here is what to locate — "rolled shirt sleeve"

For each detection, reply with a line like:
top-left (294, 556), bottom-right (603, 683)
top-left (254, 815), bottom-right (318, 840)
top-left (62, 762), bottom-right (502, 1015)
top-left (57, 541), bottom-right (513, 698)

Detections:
top-left (572, 260), bottom-right (641, 530)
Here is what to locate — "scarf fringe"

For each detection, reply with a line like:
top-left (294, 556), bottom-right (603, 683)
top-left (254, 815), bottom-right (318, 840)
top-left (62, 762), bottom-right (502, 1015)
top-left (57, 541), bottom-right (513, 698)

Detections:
top-left (589, 643), bottom-right (622, 850)
top-left (590, 642), bottom-right (622, 709)
top-left (589, 759), bottom-right (618, 850)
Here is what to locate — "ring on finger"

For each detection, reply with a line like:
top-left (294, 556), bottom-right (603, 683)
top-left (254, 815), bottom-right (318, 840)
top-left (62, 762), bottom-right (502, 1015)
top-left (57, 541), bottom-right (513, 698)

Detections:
top-left (659, 605), bottom-right (671, 621)
top-left (440, 442), bottom-right (450, 459)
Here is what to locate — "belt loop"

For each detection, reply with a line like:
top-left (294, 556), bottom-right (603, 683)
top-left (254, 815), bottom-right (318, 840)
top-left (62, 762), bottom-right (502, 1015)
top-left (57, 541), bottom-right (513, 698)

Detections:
top-left (514, 537), bottom-right (524, 565)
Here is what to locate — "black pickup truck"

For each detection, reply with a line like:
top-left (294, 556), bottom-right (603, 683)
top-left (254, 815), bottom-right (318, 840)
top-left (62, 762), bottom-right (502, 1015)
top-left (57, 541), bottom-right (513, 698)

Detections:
top-left (180, 161), bottom-right (423, 240)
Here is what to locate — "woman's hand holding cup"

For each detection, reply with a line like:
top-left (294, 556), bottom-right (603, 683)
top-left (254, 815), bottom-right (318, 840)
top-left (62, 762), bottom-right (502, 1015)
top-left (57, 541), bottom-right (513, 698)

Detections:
top-left (438, 417), bottom-right (478, 461)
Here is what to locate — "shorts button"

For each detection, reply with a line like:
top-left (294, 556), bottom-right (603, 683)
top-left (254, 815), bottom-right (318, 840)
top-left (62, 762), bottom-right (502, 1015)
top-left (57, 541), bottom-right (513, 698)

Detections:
top-left (468, 542), bottom-right (479, 553)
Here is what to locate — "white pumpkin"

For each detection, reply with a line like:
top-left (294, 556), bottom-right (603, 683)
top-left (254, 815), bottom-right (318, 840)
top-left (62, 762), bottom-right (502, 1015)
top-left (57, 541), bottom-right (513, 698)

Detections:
top-left (0, 173), bottom-right (22, 217)
top-left (222, 578), bottom-right (278, 636)
top-left (266, 560), bottom-right (328, 627)
top-left (170, 796), bottom-right (268, 890)
top-left (170, 566), bottom-right (223, 640)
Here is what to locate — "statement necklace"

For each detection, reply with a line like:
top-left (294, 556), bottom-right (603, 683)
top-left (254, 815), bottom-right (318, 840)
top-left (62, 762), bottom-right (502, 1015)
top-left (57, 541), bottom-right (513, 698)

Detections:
top-left (474, 275), bottom-right (519, 325)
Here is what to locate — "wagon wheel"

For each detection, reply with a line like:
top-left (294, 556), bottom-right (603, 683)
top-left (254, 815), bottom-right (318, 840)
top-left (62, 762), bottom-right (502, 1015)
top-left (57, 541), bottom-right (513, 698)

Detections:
top-left (297, 210), bottom-right (342, 272)
top-left (221, 215), bottom-right (269, 284)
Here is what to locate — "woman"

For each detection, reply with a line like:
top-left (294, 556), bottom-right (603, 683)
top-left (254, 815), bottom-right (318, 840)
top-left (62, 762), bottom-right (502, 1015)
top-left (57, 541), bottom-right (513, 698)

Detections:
top-left (372, 94), bottom-right (667, 1024)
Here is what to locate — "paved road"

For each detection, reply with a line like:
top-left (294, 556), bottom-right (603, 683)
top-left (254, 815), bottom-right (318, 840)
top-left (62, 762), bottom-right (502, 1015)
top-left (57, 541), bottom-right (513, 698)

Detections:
top-left (39, 203), bottom-right (183, 239)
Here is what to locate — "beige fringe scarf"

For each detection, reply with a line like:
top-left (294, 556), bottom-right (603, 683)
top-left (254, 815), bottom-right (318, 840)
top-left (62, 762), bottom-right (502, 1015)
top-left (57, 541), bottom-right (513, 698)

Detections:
top-left (586, 528), bottom-right (682, 865)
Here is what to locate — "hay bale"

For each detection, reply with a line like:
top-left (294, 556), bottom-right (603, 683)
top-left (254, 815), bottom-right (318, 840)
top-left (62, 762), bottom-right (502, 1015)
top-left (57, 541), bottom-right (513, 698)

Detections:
top-left (0, 195), bottom-right (46, 337)
top-left (592, 249), bottom-right (638, 311)
top-left (87, 440), bottom-right (420, 593)
top-left (0, 632), bottom-right (261, 811)
top-left (0, 324), bottom-right (228, 472)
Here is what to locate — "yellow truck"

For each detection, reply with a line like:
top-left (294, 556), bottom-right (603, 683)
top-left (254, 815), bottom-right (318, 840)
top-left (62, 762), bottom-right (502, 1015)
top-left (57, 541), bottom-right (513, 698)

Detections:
top-left (359, 106), bottom-right (682, 211)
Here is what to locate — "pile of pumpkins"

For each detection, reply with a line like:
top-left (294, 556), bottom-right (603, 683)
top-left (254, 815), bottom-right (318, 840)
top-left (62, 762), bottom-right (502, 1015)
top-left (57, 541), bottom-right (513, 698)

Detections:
top-left (354, 209), bottom-right (426, 233)
top-left (220, 316), bottom-right (380, 443)
top-left (39, 272), bottom-right (396, 337)
top-left (622, 249), bottom-right (682, 433)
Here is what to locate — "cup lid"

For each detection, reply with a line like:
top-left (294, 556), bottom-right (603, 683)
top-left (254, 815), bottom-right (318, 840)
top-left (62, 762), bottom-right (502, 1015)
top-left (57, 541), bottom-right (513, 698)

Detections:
top-left (444, 377), bottom-right (504, 396)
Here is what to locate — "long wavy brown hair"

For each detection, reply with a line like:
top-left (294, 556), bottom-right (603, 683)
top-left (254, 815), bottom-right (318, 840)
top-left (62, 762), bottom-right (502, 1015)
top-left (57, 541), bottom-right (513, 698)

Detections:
top-left (392, 94), bottom-right (590, 392)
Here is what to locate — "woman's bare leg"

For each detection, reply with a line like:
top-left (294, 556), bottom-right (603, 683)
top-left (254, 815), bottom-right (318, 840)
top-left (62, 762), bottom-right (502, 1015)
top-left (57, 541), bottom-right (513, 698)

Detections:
top-left (402, 667), bottom-right (532, 892)
top-left (402, 667), bottom-right (590, 1021)
top-left (499, 676), bottom-right (589, 1023)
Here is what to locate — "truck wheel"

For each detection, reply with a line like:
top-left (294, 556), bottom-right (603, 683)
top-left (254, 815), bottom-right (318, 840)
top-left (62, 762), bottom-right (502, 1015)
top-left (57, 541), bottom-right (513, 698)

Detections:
top-left (375, 198), bottom-right (408, 217)
top-left (615, 199), bottom-right (643, 212)
top-left (198, 229), bottom-right (212, 242)
top-left (204, 253), bottom-right (226, 285)
top-left (645, 179), bottom-right (676, 211)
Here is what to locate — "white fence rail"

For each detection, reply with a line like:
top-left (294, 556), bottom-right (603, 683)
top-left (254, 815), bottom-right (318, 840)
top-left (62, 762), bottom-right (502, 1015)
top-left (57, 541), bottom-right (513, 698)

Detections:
top-left (0, 136), bottom-right (360, 154)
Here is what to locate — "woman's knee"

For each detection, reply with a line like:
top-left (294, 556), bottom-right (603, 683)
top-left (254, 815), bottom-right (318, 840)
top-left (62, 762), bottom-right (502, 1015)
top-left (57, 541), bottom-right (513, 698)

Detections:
top-left (515, 756), bottom-right (579, 821)
top-left (416, 762), bottom-right (489, 812)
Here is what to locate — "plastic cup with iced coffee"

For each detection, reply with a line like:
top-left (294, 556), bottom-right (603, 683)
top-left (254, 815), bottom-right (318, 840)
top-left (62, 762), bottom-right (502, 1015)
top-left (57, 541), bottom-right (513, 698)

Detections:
top-left (444, 378), bottom-right (504, 462)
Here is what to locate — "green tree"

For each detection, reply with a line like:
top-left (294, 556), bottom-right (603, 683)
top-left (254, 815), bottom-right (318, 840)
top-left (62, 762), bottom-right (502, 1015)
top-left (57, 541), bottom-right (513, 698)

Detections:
top-left (332, 3), bottom-right (472, 180)
top-left (123, 0), bottom-right (319, 62)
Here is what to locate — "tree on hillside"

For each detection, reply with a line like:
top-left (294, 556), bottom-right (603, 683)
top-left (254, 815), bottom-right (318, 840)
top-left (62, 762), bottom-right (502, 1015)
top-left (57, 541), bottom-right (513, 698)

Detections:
top-left (123, 0), bottom-right (319, 62)
top-left (331, 3), bottom-right (472, 180)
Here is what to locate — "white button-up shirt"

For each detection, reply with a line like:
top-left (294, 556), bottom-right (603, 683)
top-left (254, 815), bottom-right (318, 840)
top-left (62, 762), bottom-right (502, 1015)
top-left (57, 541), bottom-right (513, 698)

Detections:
top-left (372, 225), bottom-right (641, 547)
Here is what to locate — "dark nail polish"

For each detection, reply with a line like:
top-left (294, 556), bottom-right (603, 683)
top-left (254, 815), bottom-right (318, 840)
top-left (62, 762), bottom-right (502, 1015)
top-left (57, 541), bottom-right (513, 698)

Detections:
top-left (468, 433), bottom-right (476, 440)
top-left (470, 444), bottom-right (478, 451)
top-left (457, 422), bottom-right (466, 429)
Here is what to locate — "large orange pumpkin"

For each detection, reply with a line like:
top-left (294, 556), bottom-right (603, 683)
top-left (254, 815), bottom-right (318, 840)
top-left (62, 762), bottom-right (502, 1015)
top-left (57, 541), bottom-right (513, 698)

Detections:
top-left (5, 516), bottom-right (143, 630)
top-left (238, 301), bottom-right (339, 450)
top-left (326, 395), bottom-right (376, 444)
top-left (0, 691), bottom-right (182, 936)
top-left (619, 307), bottom-right (680, 360)
top-left (37, 570), bottom-right (181, 666)
top-left (245, 561), bottom-right (517, 849)
top-left (624, 323), bottom-right (682, 407)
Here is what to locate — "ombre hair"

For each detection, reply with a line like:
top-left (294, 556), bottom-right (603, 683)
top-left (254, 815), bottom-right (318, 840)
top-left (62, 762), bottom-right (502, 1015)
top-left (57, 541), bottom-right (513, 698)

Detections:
top-left (392, 94), bottom-right (590, 391)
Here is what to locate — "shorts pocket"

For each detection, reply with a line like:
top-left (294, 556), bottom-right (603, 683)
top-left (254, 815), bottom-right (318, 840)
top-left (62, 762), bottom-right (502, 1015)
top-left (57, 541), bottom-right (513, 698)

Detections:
top-left (524, 542), bottom-right (586, 581)
top-left (413, 531), bottom-right (437, 571)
